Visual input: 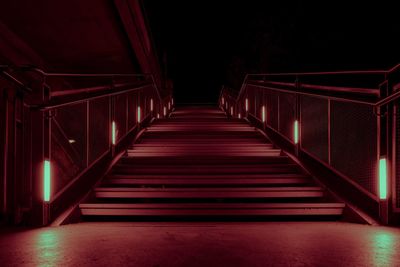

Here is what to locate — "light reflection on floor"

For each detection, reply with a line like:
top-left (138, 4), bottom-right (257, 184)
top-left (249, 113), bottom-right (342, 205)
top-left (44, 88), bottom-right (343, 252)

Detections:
top-left (0, 222), bottom-right (400, 267)
top-left (35, 230), bottom-right (62, 267)
top-left (370, 230), bottom-right (396, 267)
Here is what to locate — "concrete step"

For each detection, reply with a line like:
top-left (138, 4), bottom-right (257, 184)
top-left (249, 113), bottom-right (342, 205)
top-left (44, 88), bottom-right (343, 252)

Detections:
top-left (80, 203), bottom-right (345, 217)
top-left (94, 187), bottom-right (324, 199)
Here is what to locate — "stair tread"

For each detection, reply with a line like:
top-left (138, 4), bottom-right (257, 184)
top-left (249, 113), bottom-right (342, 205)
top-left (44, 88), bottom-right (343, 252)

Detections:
top-left (80, 203), bottom-right (345, 209)
top-left (95, 186), bottom-right (323, 192)
top-left (107, 174), bottom-right (309, 179)
top-left (80, 106), bottom-right (343, 221)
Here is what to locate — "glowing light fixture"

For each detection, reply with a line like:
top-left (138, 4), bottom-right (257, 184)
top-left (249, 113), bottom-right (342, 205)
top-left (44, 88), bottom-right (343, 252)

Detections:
top-left (168, 101), bottom-right (171, 110)
top-left (230, 106), bottom-right (233, 116)
top-left (163, 106), bottom-right (167, 116)
top-left (245, 98), bottom-right (249, 112)
top-left (68, 139), bottom-right (76, 144)
top-left (262, 105), bottom-right (266, 123)
top-left (157, 113), bottom-right (160, 119)
top-left (43, 160), bottom-right (51, 202)
top-left (294, 120), bottom-right (299, 144)
top-left (112, 121), bottom-right (116, 145)
top-left (379, 158), bottom-right (388, 200)
top-left (137, 106), bottom-right (141, 123)
top-left (150, 98), bottom-right (153, 112)
top-left (238, 113), bottom-right (241, 119)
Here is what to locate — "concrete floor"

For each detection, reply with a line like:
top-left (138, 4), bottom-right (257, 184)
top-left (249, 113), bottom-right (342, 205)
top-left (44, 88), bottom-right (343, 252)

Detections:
top-left (1, 222), bottom-right (400, 267)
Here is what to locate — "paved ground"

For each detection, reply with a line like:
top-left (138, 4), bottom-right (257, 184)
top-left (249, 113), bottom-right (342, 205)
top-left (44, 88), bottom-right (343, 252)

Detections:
top-left (1, 222), bottom-right (400, 267)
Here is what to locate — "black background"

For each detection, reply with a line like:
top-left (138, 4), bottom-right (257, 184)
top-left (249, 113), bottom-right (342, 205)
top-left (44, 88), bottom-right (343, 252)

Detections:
top-left (144, 1), bottom-right (400, 103)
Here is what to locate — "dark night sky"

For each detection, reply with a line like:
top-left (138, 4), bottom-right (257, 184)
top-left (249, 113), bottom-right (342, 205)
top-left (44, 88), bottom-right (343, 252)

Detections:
top-left (144, 1), bottom-right (400, 103)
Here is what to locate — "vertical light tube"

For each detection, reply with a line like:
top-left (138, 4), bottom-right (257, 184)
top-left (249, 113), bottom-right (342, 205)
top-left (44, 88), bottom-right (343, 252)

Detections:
top-left (168, 101), bottom-right (171, 110)
top-left (163, 106), bottom-right (167, 117)
top-left (157, 113), bottom-right (160, 119)
top-left (137, 106), bottom-right (141, 123)
top-left (379, 158), bottom-right (388, 200)
top-left (230, 106), bottom-right (233, 116)
top-left (294, 120), bottom-right (299, 144)
top-left (245, 98), bottom-right (249, 112)
top-left (150, 98), bottom-right (153, 112)
top-left (112, 121), bottom-right (116, 145)
top-left (262, 105), bottom-right (266, 123)
top-left (238, 113), bottom-right (241, 119)
top-left (43, 160), bottom-right (51, 202)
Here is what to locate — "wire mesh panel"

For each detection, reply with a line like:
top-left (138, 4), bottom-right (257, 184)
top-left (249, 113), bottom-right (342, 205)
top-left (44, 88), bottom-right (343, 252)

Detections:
top-left (301, 96), bottom-right (329, 163)
top-left (266, 90), bottom-right (279, 130)
top-left (51, 102), bottom-right (87, 195)
top-left (246, 85), bottom-right (256, 116)
top-left (89, 97), bottom-right (109, 164)
top-left (331, 101), bottom-right (378, 195)
top-left (279, 92), bottom-right (296, 141)
top-left (115, 94), bottom-right (127, 141)
top-left (127, 91), bottom-right (137, 129)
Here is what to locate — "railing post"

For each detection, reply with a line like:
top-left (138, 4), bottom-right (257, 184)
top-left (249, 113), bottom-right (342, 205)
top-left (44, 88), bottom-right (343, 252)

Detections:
top-left (110, 94), bottom-right (116, 157)
top-left (30, 76), bottom-right (51, 226)
top-left (378, 78), bottom-right (391, 224)
top-left (294, 76), bottom-right (301, 156)
top-left (42, 108), bottom-right (51, 225)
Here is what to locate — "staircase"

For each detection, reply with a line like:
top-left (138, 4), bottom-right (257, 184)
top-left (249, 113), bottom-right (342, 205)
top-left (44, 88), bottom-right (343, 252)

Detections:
top-left (80, 106), bottom-right (345, 220)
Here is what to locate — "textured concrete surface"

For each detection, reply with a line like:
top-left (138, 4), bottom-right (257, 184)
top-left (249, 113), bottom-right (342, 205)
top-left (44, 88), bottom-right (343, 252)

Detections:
top-left (1, 222), bottom-right (400, 267)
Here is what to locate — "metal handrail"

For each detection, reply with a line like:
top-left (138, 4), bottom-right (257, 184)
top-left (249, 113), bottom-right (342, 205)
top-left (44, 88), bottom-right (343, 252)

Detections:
top-left (235, 64), bottom-right (400, 106)
top-left (375, 90), bottom-right (400, 108)
top-left (0, 66), bottom-right (33, 92)
top-left (244, 63), bottom-right (400, 77)
top-left (30, 67), bottom-right (165, 104)
top-left (248, 80), bottom-right (379, 97)
top-left (34, 84), bottom-right (153, 111)
top-left (27, 67), bottom-right (151, 78)
top-left (0, 66), bottom-right (167, 109)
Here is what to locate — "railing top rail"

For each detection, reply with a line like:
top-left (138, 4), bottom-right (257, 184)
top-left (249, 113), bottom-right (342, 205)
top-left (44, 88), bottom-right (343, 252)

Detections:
top-left (1, 67), bottom-right (32, 92)
top-left (235, 64), bottom-right (400, 105)
top-left (375, 90), bottom-right (400, 108)
top-left (0, 65), bottom-right (167, 107)
top-left (34, 84), bottom-right (153, 111)
top-left (27, 67), bottom-right (151, 78)
top-left (245, 64), bottom-right (400, 78)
